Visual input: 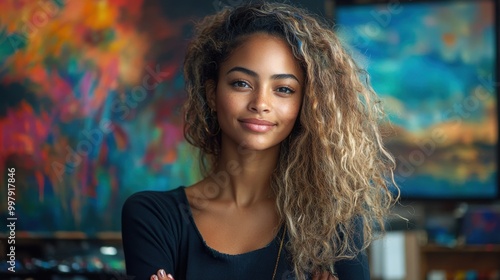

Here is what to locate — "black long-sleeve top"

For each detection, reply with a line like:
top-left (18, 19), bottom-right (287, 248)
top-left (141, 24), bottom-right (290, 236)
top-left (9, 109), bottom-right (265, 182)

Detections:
top-left (121, 186), bottom-right (370, 280)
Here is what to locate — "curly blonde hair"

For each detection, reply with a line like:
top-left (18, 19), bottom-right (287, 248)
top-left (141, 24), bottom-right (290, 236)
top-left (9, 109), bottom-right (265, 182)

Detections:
top-left (183, 2), bottom-right (398, 279)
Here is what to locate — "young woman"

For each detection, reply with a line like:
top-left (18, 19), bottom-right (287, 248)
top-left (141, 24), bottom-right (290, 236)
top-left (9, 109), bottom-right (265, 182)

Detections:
top-left (121, 2), bottom-right (398, 280)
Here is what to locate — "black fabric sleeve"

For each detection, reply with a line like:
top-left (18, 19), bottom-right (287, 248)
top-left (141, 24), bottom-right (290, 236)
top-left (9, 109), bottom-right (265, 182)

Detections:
top-left (121, 191), bottom-right (178, 280)
top-left (334, 218), bottom-right (371, 279)
top-left (334, 250), bottom-right (370, 279)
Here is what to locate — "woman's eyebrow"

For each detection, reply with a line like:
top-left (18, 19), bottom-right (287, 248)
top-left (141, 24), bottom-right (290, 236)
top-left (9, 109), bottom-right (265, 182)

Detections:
top-left (271, 73), bottom-right (299, 83)
top-left (226, 66), bottom-right (300, 83)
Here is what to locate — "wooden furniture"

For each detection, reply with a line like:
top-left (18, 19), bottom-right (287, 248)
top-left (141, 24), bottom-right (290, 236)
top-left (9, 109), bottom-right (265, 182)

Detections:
top-left (420, 244), bottom-right (500, 279)
top-left (370, 231), bottom-right (500, 280)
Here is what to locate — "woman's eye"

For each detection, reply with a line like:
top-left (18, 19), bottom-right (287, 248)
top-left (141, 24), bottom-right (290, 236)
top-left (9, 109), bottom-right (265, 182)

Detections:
top-left (232, 81), bottom-right (250, 88)
top-left (276, 87), bottom-right (295, 94)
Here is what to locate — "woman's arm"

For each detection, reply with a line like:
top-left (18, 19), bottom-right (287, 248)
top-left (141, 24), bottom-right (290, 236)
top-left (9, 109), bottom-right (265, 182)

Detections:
top-left (121, 192), bottom-right (177, 280)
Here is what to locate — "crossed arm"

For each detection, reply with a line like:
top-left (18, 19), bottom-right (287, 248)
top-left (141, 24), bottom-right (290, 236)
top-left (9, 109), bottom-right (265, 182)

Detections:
top-left (148, 269), bottom-right (339, 280)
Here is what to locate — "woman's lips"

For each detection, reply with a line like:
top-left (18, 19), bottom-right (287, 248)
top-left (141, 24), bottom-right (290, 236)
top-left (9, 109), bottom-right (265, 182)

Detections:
top-left (239, 118), bottom-right (276, 132)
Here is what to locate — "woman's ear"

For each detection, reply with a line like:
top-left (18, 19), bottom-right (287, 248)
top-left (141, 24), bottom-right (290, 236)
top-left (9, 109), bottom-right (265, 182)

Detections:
top-left (205, 80), bottom-right (217, 111)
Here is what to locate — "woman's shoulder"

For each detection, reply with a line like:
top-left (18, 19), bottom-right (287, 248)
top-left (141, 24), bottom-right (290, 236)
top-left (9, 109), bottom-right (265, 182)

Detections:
top-left (121, 187), bottom-right (191, 257)
top-left (122, 186), bottom-right (190, 219)
top-left (125, 186), bottom-right (186, 203)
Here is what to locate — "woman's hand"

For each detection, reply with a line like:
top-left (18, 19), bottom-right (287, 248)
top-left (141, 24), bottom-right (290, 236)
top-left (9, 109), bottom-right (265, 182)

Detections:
top-left (312, 271), bottom-right (339, 280)
top-left (149, 269), bottom-right (338, 280)
top-left (150, 269), bottom-right (174, 280)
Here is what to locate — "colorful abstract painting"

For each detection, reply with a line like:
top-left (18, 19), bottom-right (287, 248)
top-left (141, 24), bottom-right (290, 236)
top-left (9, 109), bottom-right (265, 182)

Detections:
top-left (336, 0), bottom-right (497, 199)
top-left (0, 0), bottom-right (203, 235)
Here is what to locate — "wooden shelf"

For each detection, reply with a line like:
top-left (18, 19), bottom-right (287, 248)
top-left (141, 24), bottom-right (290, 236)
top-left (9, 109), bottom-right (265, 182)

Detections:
top-left (421, 244), bottom-right (500, 253)
top-left (420, 244), bottom-right (500, 279)
top-left (0, 231), bottom-right (122, 240)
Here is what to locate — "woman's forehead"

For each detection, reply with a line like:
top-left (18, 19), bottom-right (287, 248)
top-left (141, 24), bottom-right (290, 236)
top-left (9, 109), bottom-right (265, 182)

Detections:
top-left (220, 33), bottom-right (304, 82)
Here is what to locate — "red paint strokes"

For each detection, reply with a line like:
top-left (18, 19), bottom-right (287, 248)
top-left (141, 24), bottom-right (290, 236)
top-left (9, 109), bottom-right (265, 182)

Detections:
top-left (35, 170), bottom-right (44, 202)
top-left (110, 166), bottom-right (118, 192)
top-left (0, 102), bottom-right (50, 159)
top-left (160, 122), bottom-right (183, 151)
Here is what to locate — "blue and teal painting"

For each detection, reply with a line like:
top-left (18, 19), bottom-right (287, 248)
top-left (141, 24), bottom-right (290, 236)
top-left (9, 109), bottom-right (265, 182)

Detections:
top-left (337, 0), bottom-right (497, 199)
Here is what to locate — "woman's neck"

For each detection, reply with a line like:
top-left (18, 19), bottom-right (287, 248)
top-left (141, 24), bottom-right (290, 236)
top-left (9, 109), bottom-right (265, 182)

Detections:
top-left (208, 139), bottom-right (280, 208)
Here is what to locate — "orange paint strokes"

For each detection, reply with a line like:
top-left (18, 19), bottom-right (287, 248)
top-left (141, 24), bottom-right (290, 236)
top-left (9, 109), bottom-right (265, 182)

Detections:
top-left (30, 65), bottom-right (50, 86)
top-left (112, 124), bottom-right (128, 150)
top-left (4, 0), bottom-right (150, 104)
top-left (163, 149), bottom-right (177, 164)
top-left (92, 56), bottom-right (120, 105)
top-left (0, 1), bottom-right (41, 32)
top-left (109, 0), bottom-right (144, 17)
top-left (98, 140), bottom-right (109, 163)
top-left (113, 31), bottom-right (150, 85)
top-left (442, 32), bottom-right (456, 47)
top-left (16, 134), bottom-right (34, 154)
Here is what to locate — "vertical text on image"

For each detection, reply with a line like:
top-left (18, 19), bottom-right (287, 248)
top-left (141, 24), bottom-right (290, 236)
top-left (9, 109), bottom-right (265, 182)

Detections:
top-left (6, 167), bottom-right (17, 272)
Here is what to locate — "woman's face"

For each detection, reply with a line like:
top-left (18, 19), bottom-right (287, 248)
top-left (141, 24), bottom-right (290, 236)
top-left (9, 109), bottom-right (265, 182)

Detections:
top-left (208, 32), bottom-right (304, 152)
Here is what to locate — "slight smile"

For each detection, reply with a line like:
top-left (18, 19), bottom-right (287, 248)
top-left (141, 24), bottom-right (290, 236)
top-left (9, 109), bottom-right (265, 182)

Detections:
top-left (239, 118), bottom-right (276, 133)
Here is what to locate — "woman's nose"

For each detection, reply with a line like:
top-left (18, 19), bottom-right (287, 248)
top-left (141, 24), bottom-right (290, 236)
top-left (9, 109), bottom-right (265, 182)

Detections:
top-left (248, 88), bottom-right (271, 113)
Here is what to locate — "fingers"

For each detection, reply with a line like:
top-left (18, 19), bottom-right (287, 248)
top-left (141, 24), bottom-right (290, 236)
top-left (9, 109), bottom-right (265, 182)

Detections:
top-left (150, 269), bottom-right (174, 280)
top-left (312, 271), bottom-right (339, 280)
top-left (312, 271), bottom-right (328, 280)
